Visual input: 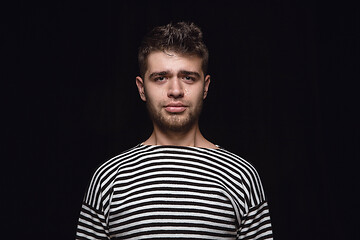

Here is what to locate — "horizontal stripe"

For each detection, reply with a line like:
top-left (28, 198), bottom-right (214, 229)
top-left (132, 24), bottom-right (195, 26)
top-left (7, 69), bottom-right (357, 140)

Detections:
top-left (112, 228), bottom-right (236, 239)
top-left (76, 144), bottom-right (273, 240)
top-left (109, 211), bottom-right (235, 227)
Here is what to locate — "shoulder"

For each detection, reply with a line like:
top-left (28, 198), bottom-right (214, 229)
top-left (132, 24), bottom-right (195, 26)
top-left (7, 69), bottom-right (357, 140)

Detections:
top-left (216, 148), bottom-right (259, 175)
top-left (213, 148), bottom-right (267, 205)
top-left (195, 146), bottom-right (261, 180)
top-left (82, 144), bottom-right (148, 205)
top-left (91, 144), bottom-right (148, 184)
top-left (183, 146), bottom-right (267, 208)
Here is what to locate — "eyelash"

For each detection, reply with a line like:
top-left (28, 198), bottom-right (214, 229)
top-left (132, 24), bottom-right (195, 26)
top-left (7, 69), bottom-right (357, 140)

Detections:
top-left (154, 76), bottom-right (166, 81)
top-left (183, 76), bottom-right (195, 81)
top-left (153, 76), bottom-right (196, 82)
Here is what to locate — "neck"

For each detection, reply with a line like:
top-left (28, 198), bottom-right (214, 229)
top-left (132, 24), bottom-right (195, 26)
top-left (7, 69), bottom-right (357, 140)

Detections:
top-left (143, 123), bottom-right (218, 149)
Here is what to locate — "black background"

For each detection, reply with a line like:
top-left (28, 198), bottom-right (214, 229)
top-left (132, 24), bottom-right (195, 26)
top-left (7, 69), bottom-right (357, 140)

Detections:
top-left (3, 1), bottom-right (359, 239)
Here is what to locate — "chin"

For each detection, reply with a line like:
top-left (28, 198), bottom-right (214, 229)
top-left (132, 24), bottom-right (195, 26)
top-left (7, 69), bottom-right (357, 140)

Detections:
top-left (157, 115), bottom-right (197, 133)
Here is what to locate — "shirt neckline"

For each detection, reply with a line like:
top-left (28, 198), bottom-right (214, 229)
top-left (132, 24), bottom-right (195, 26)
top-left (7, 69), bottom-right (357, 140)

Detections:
top-left (139, 143), bottom-right (223, 151)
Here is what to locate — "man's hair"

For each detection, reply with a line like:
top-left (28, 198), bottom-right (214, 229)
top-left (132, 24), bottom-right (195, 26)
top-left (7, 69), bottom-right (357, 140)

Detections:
top-left (138, 21), bottom-right (209, 78)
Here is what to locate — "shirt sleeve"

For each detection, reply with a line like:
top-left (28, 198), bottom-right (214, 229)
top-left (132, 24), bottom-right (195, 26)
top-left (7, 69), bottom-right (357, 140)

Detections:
top-left (75, 163), bottom-right (112, 240)
top-left (236, 201), bottom-right (273, 240)
top-left (76, 202), bottom-right (110, 240)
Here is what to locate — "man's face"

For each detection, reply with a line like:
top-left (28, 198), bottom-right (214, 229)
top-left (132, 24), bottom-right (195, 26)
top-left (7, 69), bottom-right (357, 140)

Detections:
top-left (136, 51), bottom-right (210, 132)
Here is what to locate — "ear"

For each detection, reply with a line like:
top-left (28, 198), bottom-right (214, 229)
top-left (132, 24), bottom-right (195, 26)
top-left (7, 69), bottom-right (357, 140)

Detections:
top-left (203, 75), bottom-right (211, 99)
top-left (135, 76), bottom-right (147, 101)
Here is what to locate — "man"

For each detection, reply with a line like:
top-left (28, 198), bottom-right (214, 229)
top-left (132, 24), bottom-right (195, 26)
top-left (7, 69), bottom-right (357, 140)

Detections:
top-left (76, 22), bottom-right (273, 240)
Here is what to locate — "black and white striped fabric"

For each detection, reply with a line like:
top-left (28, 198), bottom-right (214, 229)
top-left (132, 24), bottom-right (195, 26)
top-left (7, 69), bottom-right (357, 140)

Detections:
top-left (76, 144), bottom-right (273, 240)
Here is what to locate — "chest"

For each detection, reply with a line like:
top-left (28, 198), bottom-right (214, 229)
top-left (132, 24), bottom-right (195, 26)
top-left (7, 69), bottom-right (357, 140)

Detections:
top-left (107, 159), bottom-right (239, 239)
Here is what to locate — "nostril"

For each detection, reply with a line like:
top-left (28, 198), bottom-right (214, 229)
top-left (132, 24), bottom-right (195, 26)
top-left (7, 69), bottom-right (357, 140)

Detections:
top-left (168, 80), bottom-right (184, 98)
top-left (168, 89), bottom-right (184, 98)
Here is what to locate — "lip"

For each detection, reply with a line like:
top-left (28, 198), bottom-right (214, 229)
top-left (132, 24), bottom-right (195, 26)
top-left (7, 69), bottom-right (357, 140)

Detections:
top-left (164, 103), bottom-right (187, 113)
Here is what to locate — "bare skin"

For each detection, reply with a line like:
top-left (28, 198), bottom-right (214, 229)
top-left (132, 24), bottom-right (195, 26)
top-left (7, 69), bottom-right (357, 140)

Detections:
top-left (136, 51), bottom-right (218, 149)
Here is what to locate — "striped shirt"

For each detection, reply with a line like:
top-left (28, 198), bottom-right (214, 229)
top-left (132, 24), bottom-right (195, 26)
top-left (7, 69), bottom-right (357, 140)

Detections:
top-left (76, 144), bottom-right (273, 240)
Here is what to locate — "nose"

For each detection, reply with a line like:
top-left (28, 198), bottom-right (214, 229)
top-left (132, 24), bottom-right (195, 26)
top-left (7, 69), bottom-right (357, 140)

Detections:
top-left (167, 78), bottom-right (184, 99)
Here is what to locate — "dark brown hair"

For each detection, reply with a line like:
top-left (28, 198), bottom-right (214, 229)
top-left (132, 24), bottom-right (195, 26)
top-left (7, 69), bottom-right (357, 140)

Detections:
top-left (138, 22), bottom-right (209, 78)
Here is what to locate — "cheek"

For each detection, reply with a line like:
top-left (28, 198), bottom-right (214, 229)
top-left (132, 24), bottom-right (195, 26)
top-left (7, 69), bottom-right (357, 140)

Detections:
top-left (184, 88), bottom-right (190, 96)
top-left (145, 87), bottom-right (168, 107)
top-left (184, 85), bottom-right (202, 97)
top-left (187, 87), bottom-right (205, 103)
top-left (145, 86), bottom-right (163, 98)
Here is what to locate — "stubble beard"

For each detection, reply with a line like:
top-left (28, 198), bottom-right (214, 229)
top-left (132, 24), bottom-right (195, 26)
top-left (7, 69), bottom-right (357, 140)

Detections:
top-left (146, 99), bottom-right (203, 133)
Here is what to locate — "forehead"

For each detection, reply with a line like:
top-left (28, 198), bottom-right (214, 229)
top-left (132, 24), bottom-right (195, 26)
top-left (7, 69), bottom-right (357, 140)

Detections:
top-left (146, 51), bottom-right (203, 76)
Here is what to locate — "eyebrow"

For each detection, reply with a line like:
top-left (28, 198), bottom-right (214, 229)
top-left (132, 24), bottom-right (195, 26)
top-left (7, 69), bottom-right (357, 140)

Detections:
top-left (178, 70), bottom-right (201, 78)
top-left (148, 71), bottom-right (169, 79)
top-left (148, 70), bottom-right (201, 79)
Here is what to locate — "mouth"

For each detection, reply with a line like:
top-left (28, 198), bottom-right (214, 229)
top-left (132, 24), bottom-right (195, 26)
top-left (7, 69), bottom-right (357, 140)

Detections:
top-left (164, 103), bottom-right (187, 113)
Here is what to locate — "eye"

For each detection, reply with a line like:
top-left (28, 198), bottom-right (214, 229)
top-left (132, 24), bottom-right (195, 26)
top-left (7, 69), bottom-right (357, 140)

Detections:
top-left (154, 76), bottom-right (166, 82)
top-left (183, 76), bottom-right (195, 81)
